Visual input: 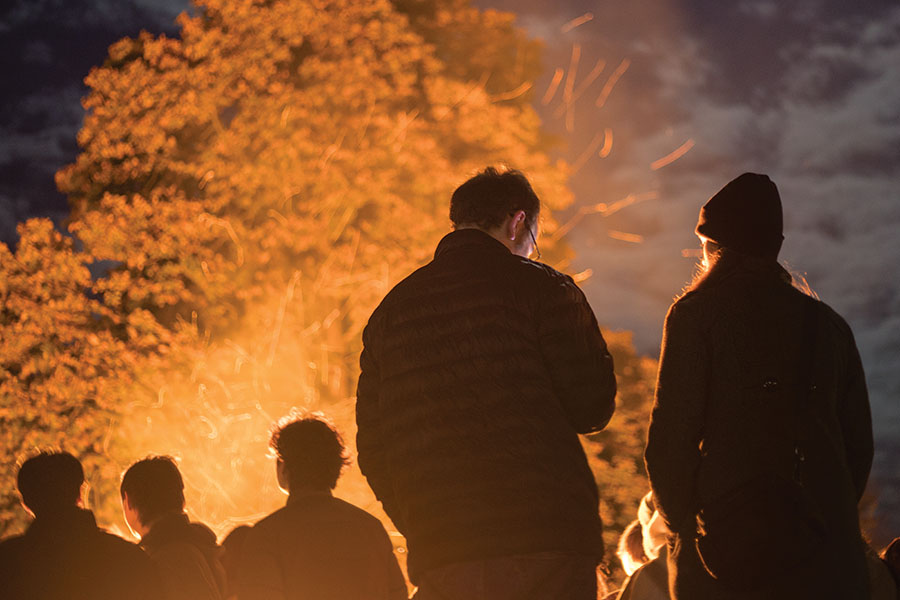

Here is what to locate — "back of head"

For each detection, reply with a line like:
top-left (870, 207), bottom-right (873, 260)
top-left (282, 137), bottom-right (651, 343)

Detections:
top-left (270, 416), bottom-right (349, 491)
top-left (120, 456), bottom-right (185, 524)
top-left (17, 451), bottom-right (84, 517)
top-left (450, 166), bottom-right (540, 231)
top-left (617, 519), bottom-right (648, 576)
top-left (695, 172), bottom-right (783, 259)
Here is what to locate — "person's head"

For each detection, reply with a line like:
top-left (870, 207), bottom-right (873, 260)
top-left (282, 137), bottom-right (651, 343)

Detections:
top-left (617, 519), bottom-right (648, 576)
top-left (638, 491), bottom-right (669, 560)
top-left (450, 166), bottom-right (541, 258)
top-left (270, 415), bottom-right (350, 494)
top-left (695, 172), bottom-right (783, 261)
top-left (120, 455), bottom-right (185, 537)
top-left (17, 451), bottom-right (84, 517)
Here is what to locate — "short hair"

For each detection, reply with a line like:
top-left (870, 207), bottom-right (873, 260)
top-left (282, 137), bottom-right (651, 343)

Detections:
top-left (120, 456), bottom-right (185, 524)
top-left (449, 167), bottom-right (541, 230)
top-left (17, 451), bottom-right (84, 516)
top-left (270, 416), bottom-right (350, 491)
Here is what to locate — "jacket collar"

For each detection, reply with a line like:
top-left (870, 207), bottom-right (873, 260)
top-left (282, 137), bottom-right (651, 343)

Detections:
top-left (26, 507), bottom-right (98, 540)
top-left (141, 511), bottom-right (218, 553)
top-left (434, 229), bottom-right (511, 259)
top-left (286, 489), bottom-right (333, 506)
top-left (140, 512), bottom-right (191, 549)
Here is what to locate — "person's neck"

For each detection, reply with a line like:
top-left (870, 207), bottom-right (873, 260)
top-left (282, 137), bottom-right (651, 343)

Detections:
top-left (287, 487), bottom-right (332, 503)
top-left (141, 511), bottom-right (186, 538)
top-left (453, 225), bottom-right (511, 253)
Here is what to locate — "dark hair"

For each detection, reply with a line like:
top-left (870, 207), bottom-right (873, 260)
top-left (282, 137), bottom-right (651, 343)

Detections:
top-left (449, 166), bottom-right (540, 230)
top-left (120, 456), bottom-right (185, 524)
top-left (17, 451), bottom-right (84, 515)
top-left (270, 416), bottom-right (349, 491)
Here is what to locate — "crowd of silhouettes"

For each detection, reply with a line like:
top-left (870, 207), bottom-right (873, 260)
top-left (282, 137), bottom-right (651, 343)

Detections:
top-left (1, 168), bottom-right (898, 600)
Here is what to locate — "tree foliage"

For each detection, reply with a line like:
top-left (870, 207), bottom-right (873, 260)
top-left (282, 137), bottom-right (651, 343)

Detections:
top-left (3, 0), bottom-right (656, 580)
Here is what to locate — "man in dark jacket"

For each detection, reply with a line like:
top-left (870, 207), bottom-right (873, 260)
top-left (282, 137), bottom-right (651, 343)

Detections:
top-left (356, 166), bottom-right (618, 599)
top-left (121, 456), bottom-right (226, 600)
top-left (645, 173), bottom-right (873, 599)
top-left (0, 451), bottom-right (163, 600)
top-left (238, 415), bottom-right (407, 600)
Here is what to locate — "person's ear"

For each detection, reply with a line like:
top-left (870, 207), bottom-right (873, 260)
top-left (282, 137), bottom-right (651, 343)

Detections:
top-left (506, 210), bottom-right (527, 241)
top-left (19, 495), bottom-right (35, 519)
top-left (276, 459), bottom-right (290, 495)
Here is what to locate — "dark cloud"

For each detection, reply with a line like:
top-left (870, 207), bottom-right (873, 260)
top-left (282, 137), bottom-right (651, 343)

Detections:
top-left (1, 0), bottom-right (898, 543)
top-left (473, 0), bottom-right (900, 543)
top-left (0, 0), bottom-right (188, 246)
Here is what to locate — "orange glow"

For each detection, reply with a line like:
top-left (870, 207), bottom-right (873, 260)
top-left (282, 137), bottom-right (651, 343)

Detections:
top-left (563, 43), bottom-right (582, 132)
top-left (650, 138), bottom-right (695, 170)
top-left (541, 68), bottom-right (565, 105)
top-left (608, 230), bottom-right (644, 244)
top-left (561, 13), bottom-right (594, 33)
top-left (553, 59), bottom-right (607, 119)
top-left (595, 59), bottom-right (631, 108)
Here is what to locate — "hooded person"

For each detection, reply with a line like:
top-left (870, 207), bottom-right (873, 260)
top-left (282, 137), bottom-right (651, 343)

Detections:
top-left (644, 173), bottom-right (873, 599)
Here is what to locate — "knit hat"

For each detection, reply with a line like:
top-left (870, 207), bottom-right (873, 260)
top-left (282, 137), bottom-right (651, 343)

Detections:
top-left (695, 173), bottom-right (784, 259)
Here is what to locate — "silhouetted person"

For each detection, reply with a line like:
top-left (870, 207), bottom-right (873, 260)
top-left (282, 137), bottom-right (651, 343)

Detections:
top-left (221, 525), bottom-right (251, 600)
top-left (0, 451), bottom-right (163, 600)
top-left (617, 494), bottom-right (670, 600)
top-left (645, 173), bottom-right (873, 599)
top-left (357, 166), bottom-right (617, 599)
top-left (617, 520), bottom-right (649, 578)
top-left (238, 415), bottom-right (406, 600)
top-left (121, 455), bottom-right (226, 600)
top-left (616, 548), bottom-right (669, 600)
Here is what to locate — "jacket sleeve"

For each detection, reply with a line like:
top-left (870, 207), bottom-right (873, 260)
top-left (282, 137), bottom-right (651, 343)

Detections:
top-left (839, 326), bottom-right (874, 501)
top-left (644, 301), bottom-right (707, 534)
top-left (536, 273), bottom-right (616, 434)
top-left (356, 316), bottom-right (405, 530)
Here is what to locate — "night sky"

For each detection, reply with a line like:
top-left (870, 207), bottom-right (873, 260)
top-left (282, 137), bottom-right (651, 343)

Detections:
top-left (2, 0), bottom-right (898, 540)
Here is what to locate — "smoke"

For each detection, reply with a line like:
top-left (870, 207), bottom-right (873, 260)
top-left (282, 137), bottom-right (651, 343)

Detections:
top-left (476, 0), bottom-right (900, 543)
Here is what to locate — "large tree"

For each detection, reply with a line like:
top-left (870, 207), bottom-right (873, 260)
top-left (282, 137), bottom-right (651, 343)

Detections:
top-left (52, 0), bottom-right (575, 529)
top-left (3, 0), bottom-right (655, 584)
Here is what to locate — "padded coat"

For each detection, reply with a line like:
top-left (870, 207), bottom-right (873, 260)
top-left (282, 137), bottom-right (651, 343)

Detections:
top-left (357, 229), bottom-right (617, 581)
top-left (645, 253), bottom-right (873, 599)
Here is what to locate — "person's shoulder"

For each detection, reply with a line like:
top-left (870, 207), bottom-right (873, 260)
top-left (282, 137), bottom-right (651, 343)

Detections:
top-left (0, 533), bottom-right (26, 551)
top-left (514, 256), bottom-right (572, 283)
top-left (249, 505), bottom-right (290, 533)
top-left (94, 531), bottom-right (159, 576)
top-left (510, 257), bottom-right (588, 304)
top-left (814, 297), bottom-right (854, 335)
top-left (329, 496), bottom-right (387, 525)
top-left (667, 289), bottom-right (709, 320)
top-left (96, 530), bottom-right (148, 557)
top-left (0, 533), bottom-right (26, 563)
top-left (365, 262), bottom-right (434, 325)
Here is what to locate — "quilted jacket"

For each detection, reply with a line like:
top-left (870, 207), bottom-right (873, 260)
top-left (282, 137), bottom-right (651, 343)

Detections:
top-left (357, 228), bottom-right (617, 581)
